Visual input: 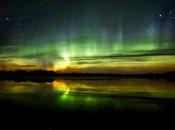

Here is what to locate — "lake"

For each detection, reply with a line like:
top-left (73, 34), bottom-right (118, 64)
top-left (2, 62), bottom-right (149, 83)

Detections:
top-left (0, 78), bottom-right (175, 128)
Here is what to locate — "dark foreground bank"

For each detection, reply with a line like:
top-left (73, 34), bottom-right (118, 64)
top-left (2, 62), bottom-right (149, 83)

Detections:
top-left (0, 96), bottom-right (175, 129)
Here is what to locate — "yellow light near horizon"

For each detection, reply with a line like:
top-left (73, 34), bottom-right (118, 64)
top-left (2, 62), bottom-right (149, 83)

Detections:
top-left (52, 81), bottom-right (70, 94)
top-left (53, 56), bottom-right (70, 71)
top-left (52, 81), bottom-right (67, 88)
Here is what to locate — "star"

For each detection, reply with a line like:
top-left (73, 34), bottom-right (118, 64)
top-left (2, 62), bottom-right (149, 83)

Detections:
top-left (50, 9), bottom-right (54, 13)
top-left (52, 25), bottom-right (56, 30)
top-left (6, 17), bottom-right (10, 21)
top-left (17, 22), bottom-right (21, 26)
top-left (47, 9), bottom-right (54, 16)
top-left (39, 1), bottom-right (44, 5)
top-left (34, 36), bottom-right (38, 40)
top-left (50, 36), bottom-right (55, 40)
top-left (167, 23), bottom-right (173, 26)
top-left (159, 14), bottom-right (162, 17)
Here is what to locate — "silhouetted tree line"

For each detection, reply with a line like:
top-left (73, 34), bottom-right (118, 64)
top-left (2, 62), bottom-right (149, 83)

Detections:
top-left (0, 70), bottom-right (175, 79)
top-left (0, 70), bottom-right (56, 77)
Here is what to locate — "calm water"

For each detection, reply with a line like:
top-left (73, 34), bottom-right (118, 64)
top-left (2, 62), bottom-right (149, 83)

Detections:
top-left (0, 78), bottom-right (175, 109)
top-left (0, 78), bottom-right (175, 128)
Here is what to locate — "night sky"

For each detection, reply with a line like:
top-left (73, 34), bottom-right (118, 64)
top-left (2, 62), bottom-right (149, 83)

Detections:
top-left (0, 0), bottom-right (175, 73)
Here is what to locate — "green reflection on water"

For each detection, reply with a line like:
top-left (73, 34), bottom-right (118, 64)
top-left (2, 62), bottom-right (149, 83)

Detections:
top-left (0, 78), bottom-right (175, 111)
top-left (56, 94), bottom-right (160, 111)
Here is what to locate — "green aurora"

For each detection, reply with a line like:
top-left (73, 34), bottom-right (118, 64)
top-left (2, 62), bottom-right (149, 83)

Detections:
top-left (1, 27), bottom-right (175, 73)
top-left (0, 0), bottom-right (175, 73)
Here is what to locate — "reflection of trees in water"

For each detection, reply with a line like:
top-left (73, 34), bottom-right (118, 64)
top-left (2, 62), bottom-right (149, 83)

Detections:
top-left (52, 78), bottom-right (175, 99)
top-left (0, 80), bottom-right (52, 93)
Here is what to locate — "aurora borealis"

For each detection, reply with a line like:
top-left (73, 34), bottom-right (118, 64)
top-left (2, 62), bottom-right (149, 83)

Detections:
top-left (1, 0), bottom-right (175, 73)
